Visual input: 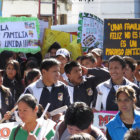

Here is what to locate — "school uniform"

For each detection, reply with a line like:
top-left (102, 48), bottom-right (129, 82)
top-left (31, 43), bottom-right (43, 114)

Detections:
top-left (3, 76), bottom-right (24, 102)
top-left (67, 68), bottom-right (110, 107)
top-left (24, 79), bottom-right (70, 112)
top-left (68, 76), bottom-right (97, 107)
top-left (0, 86), bottom-right (14, 121)
top-left (95, 78), bottom-right (140, 111)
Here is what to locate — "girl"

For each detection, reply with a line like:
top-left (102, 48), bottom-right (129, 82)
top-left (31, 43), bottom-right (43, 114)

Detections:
top-left (0, 69), bottom-right (14, 122)
top-left (106, 85), bottom-right (140, 140)
top-left (3, 59), bottom-right (24, 102)
top-left (9, 94), bottom-right (55, 140)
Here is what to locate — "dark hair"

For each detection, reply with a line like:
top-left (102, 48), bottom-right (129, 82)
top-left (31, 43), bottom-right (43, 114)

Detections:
top-left (37, 104), bottom-right (47, 119)
top-left (25, 57), bottom-right (39, 70)
top-left (109, 55), bottom-right (126, 69)
top-left (124, 128), bottom-right (140, 140)
top-left (64, 61), bottom-right (81, 74)
top-left (48, 42), bottom-right (61, 53)
top-left (81, 53), bottom-right (96, 64)
top-left (76, 56), bottom-right (82, 62)
top-left (26, 52), bottom-right (42, 65)
top-left (65, 102), bottom-right (93, 130)
top-left (0, 51), bottom-right (14, 69)
top-left (17, 94), bottom-right (38, 110)
top-left (5, 59), bottom-right (21, 80)
top-left (123, 56), bottom-right (137, 72)
top-left (24, 68), bottom-right (41, 86)
top-left (40, 58), bottom-right (60, 71)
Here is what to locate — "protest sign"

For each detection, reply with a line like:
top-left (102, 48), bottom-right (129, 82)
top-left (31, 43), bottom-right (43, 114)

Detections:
top-left (39, 20), bottom-right (48, 44)
top-left (0, 17), bottom-right (40, 53)
top-left (77, 12), bottom-right (103, 52)
top-left (93, 111), bottom-right (117, 134)
top-left (42, 29), bottom-right (82, 60)
top-left (0, 122), bottom-right (19, 140)
top-left (103, 19), bottom-right (140, 60)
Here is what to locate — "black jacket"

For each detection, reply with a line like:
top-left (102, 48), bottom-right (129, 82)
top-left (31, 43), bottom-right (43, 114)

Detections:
top-left (3, 76), bottom-right (24, 102)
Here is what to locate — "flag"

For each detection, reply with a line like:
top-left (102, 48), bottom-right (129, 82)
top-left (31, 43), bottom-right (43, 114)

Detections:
top-left (37, 118), bottom-right (56, 140)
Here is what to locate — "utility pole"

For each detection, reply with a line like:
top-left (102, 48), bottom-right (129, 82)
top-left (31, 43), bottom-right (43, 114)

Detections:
top-left (52, 0), bottom-right (57, 25)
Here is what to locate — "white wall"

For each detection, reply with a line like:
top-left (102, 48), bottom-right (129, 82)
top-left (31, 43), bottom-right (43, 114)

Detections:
top-left (67, 0), bottom-right (139, 24)
top-left (2, 0), bottom-right (140, 24)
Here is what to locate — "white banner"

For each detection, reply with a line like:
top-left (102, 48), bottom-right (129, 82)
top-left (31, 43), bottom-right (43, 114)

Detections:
top-left (0, 122), bottom-right (19, 140)
top-left (93, 111), bottom-right (117, 134)
top-left (0, 17), bottom-right (40, 53)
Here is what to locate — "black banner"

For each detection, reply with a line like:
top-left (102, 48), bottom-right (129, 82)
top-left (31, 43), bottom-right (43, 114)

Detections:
top-left (103, 19), bottom-right (140, 60)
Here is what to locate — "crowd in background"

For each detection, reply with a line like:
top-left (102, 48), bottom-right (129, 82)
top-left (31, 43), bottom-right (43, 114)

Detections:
top-left (0, 41), bottom-right (140, 140)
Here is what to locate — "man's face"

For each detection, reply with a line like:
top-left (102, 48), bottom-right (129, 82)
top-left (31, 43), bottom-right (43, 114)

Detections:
top-left (109, 61), bottom-right (125, 83)
top-left (67, 66), bottom-right (83, 85)
top-left (50, 49), bottom-right (57, 57)
top-left (92, 53), bottom-right (102, 67)
top-left (56, 55), bottom-right (68, 69)
top-left (124, 64), bottom-right (134, 81)
top-left (81, 59), bottom-right (96, 68)
top-left (42, 65), bottom-right (60, 85)
top-left (67, 125), bottom-right (88, 135)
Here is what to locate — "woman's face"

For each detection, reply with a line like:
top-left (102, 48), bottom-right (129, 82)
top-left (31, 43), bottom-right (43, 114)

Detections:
top-left (18, 101), bottom-right (37, 123)
top-left (117, 92), bottom-right (134, 113)
top-left (6, 64), bottom-right (17, 80)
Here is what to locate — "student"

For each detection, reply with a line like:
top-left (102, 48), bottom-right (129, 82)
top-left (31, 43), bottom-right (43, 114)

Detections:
top-left (80, 53), bottom-right (96, 69)
top-left (3, 59), bottom-right (24, 102)
top-left (56, 48), bottom-right (71, 84)
top-left (123, 56), bottom-right (140, 87)
top-left (64, 61), bottom-right (110, 107)
top-left (0, 69), bottom-right (14, 122)
top-left (9, 94), bottom-right (54, 140)
top-left (53, 102), bottom-right (106, 140)
top-left (45, 42), bottom-right (61, 58)
top-left (95, 55), bottom-right (140, 111)
top-left (124, 128), bottom-right (140, 140)
top-left (91, 48), bottom-right (103, 68)
top-left (106, 85), bottom-right (140, 140)
top-left (24, 58), bottom-right (70, 121)
top-left (24, 68), bottom-right (41, 87)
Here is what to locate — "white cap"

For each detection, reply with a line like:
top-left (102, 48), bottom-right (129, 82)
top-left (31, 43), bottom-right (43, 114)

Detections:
top-left (56, 48), bottom-right (70, 58)
top-left (91, 48), bottom-right (103, 57)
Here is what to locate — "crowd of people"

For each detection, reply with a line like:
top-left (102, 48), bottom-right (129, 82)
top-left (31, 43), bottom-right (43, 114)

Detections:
top-left (0, 41), bottom-right (140, 140)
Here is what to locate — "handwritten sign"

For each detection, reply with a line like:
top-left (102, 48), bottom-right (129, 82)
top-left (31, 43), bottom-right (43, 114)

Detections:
top-left (77, 12), bottom-right (103, 52)
top-left (0, 17), bottom-right (40, 53)
top-left (103, 19), bottom-right (140, 60)
top-left (93, 111), bottom-right (117, 134)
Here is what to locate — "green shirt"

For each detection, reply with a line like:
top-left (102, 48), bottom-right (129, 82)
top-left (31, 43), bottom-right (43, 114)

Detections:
top-left (9, 126), bottom-right (54, 140)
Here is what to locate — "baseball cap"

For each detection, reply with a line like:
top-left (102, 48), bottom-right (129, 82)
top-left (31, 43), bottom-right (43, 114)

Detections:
top-left (56, 48), bottom-right (70, 58)
top-left (91, 48), bottom-right (103, 57)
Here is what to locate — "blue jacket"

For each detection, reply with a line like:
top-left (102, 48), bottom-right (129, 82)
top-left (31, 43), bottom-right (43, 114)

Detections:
top-left (106, 110), bottom-right (140, 140)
